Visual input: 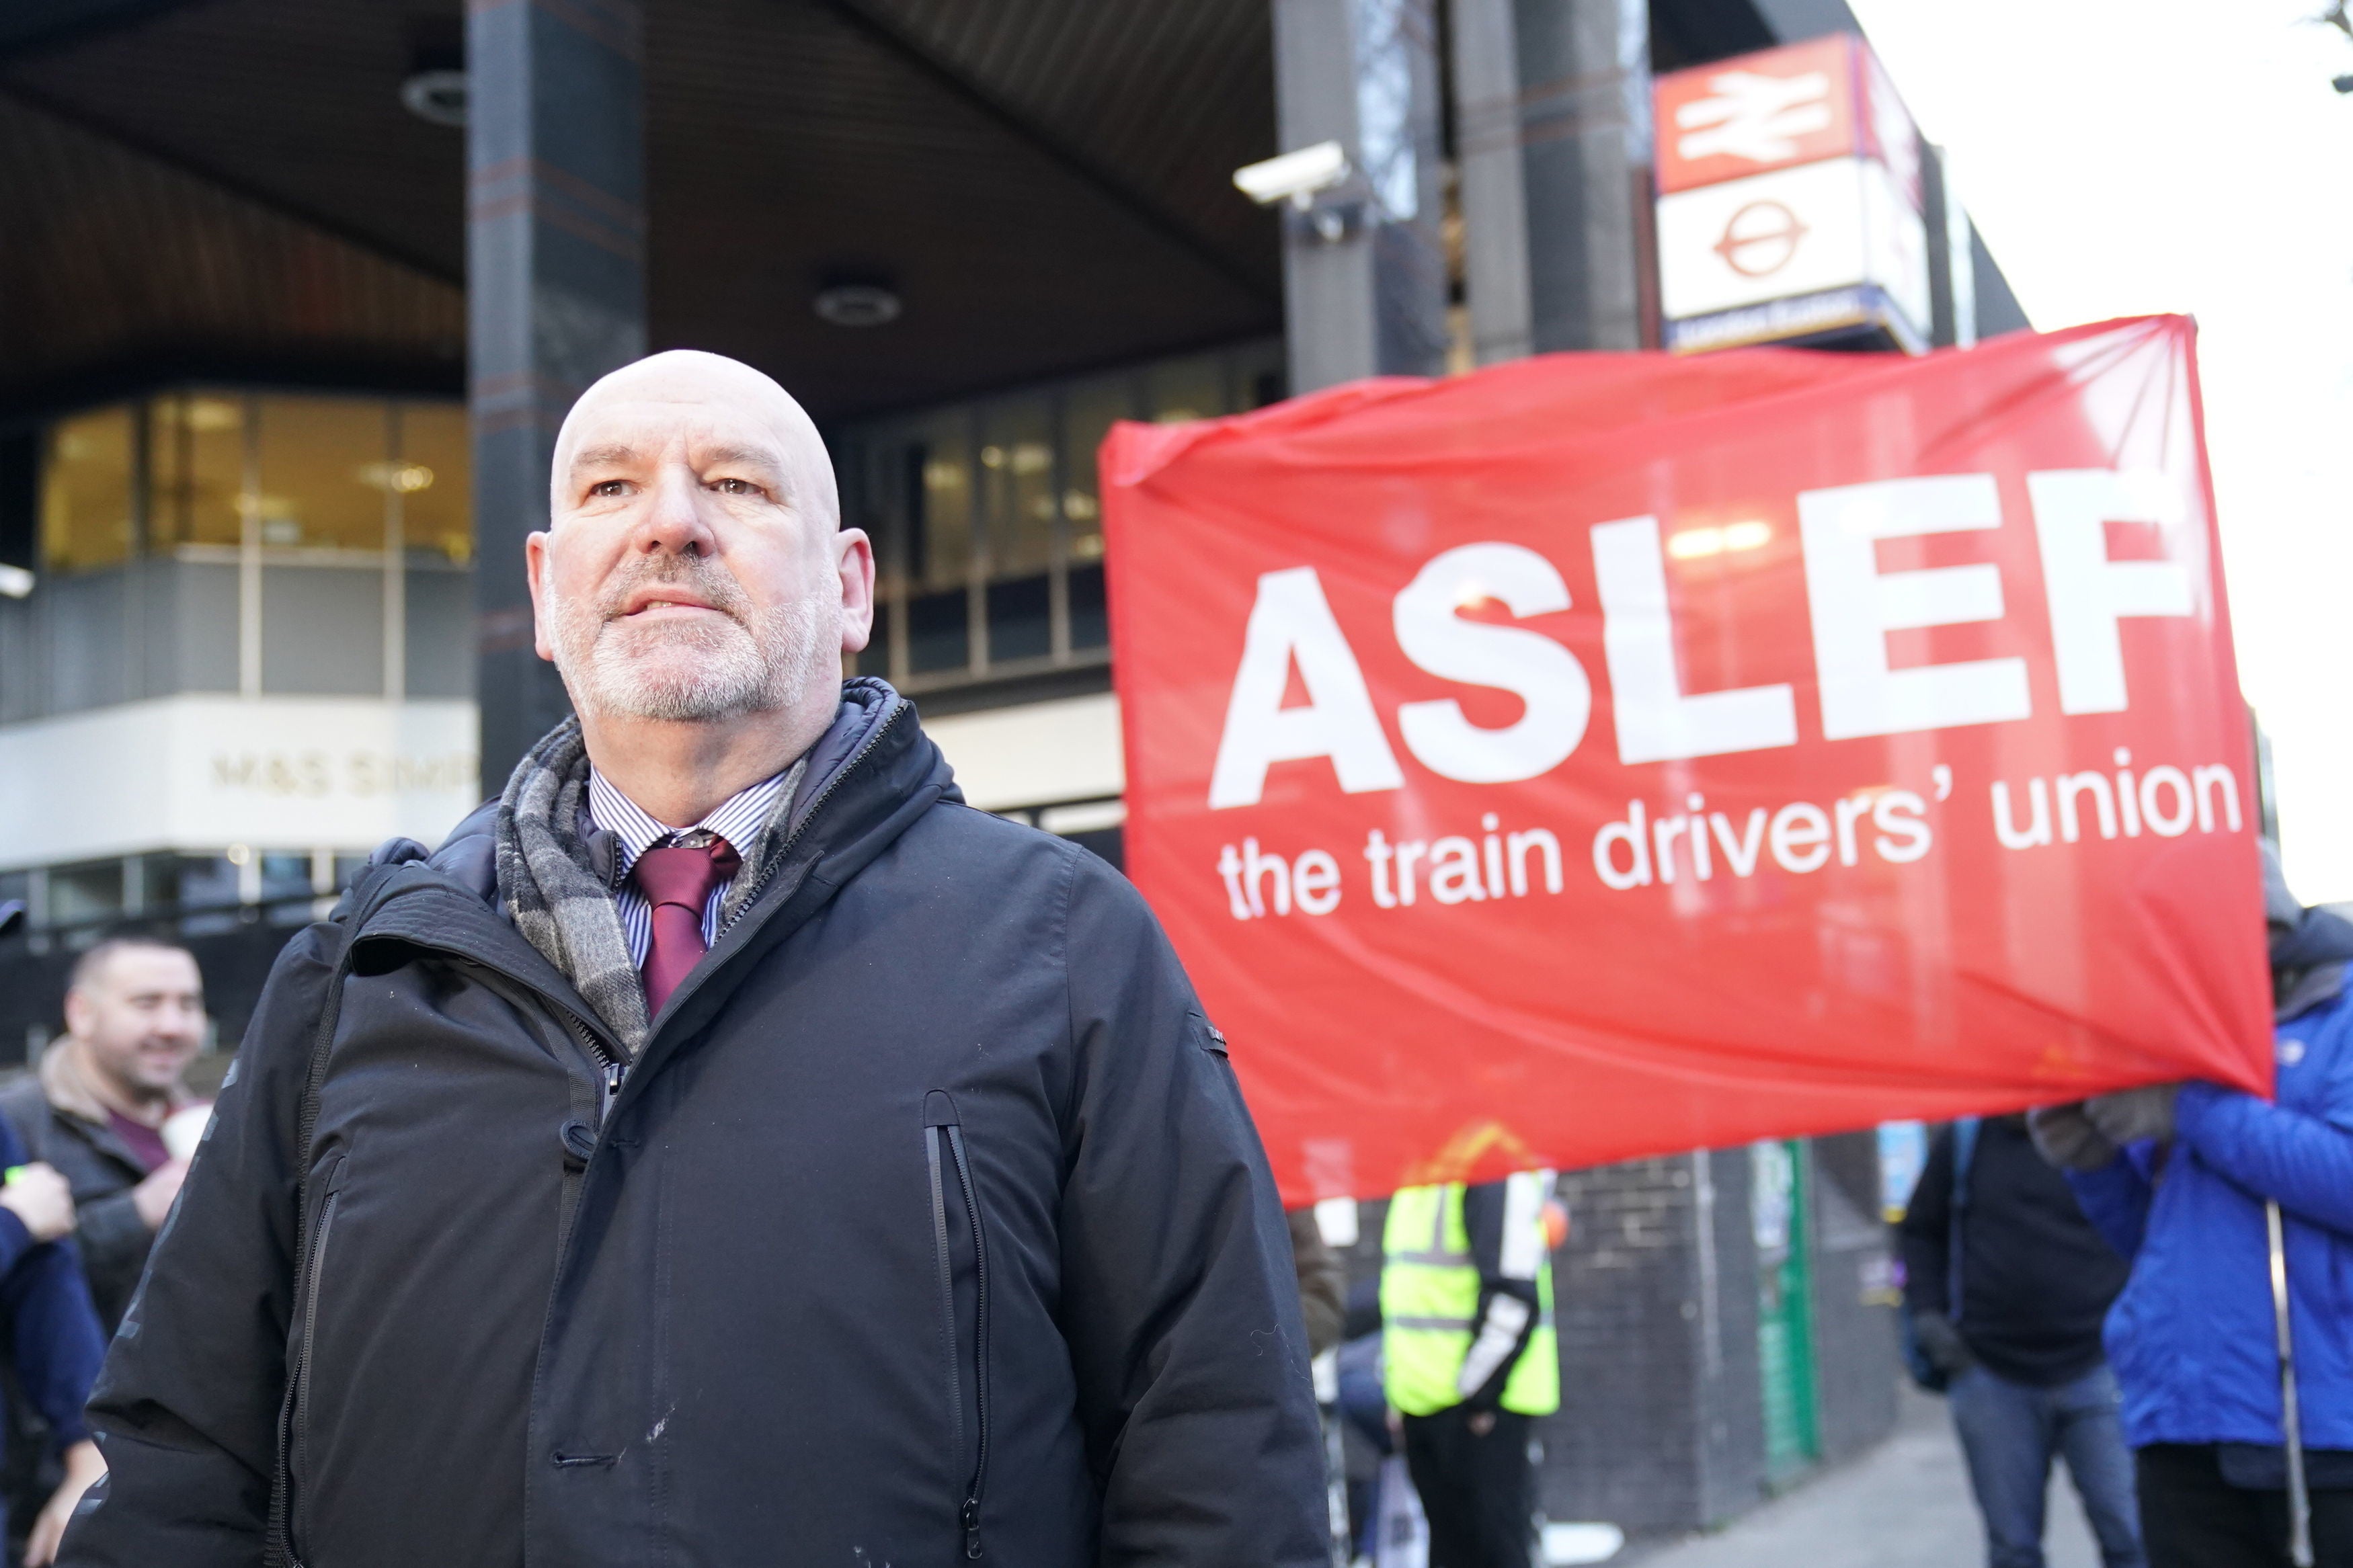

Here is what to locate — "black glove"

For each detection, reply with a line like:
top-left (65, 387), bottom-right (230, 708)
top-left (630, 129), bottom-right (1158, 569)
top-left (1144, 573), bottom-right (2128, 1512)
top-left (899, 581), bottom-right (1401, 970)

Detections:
top-left (1913, 1311), bottom-right (1974, 1376)
top-left (2028, 1102), bottom-right (2120, 1171)
top-left (2085, 1083), bottom-right (2178, 1146)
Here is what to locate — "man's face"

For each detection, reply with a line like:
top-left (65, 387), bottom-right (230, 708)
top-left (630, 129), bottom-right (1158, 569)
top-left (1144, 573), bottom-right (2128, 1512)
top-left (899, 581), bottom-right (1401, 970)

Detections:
top-left (67, 947), bottom-right (204, 1097)
top-left (528, 362), bottom-right (872, 724)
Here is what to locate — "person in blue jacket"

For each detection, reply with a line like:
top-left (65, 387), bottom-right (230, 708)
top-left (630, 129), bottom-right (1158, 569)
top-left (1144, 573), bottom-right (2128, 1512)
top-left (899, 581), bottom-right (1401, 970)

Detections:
top-left (0, 1102), bottom-right (110, 1566)
top-left (2032, 845), bottom-right (2353, 1567)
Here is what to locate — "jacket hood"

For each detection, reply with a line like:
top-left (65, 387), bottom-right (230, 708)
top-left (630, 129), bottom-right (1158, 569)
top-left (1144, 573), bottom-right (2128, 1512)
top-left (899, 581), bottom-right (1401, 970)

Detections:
top-left (2272, 904), bottom-right (2353, 1022)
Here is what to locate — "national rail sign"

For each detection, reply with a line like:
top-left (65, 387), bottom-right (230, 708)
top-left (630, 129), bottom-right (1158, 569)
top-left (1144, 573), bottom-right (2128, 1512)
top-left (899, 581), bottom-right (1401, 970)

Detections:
top-left (1654, 35), bottom-right (1932, 354)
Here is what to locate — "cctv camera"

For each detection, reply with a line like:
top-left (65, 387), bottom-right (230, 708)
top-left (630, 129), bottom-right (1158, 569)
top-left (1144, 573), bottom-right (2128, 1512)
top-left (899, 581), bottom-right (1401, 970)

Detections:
top-left (1233, 141), bottom-right (1351, 210)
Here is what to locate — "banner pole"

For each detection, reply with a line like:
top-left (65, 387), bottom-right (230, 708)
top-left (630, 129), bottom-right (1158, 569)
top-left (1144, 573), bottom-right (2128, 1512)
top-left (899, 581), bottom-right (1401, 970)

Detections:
top-left (2267, 1199), bottom-right (2313, 1568)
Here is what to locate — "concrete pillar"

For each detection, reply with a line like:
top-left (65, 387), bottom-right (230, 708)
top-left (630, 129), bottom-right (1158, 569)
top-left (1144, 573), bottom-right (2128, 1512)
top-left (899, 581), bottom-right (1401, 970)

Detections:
top-left (469, 0), bottom-right (648, 788)
top-left (1452, 0), bottom-right (1657, 362)
top-left (1271, 0), bottom-right (1449, 394)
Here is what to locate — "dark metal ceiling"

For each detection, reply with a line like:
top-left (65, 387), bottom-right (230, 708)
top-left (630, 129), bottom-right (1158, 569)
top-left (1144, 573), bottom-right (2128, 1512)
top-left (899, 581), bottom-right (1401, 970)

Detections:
top-left (643, 0), bottom-right (1279, 415)
top-left (0, 91), bottom-right (465, 414)
top-left (0, 0), bottom-right (1283, 419)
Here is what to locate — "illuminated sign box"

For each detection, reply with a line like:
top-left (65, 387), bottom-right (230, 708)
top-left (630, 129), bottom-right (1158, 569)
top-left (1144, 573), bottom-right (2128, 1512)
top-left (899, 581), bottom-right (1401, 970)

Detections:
top-left (1653, 35), bottom-right (1929, 354)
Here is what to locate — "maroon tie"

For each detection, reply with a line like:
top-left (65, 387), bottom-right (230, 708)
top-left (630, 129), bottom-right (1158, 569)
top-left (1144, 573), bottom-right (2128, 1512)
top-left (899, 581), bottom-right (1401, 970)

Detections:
top-left (632, 837), bottom-right (741, 1016)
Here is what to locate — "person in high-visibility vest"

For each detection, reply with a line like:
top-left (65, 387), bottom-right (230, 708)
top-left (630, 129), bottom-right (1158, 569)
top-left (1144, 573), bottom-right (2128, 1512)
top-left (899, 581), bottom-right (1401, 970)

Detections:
top-left (1381, 1169), bottom-right (1561, 1568)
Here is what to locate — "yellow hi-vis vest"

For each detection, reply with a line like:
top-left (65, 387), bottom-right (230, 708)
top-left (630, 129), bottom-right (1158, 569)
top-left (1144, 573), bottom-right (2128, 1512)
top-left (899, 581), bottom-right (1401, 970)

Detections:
top-left (1380, 1176), bottom-right (1560, 1417)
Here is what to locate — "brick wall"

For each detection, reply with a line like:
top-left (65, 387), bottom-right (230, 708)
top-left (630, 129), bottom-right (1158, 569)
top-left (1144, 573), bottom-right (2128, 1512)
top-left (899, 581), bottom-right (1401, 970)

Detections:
top-left (1537, 1147), bottom-right (1782, 1532)
top-left (1541, 1154), bottom-right (1711, 1529)
top-left (1693, 1144), bottom-right (1769, 1524)
top-left (1806, 1131), bottom-right (1901, 1465)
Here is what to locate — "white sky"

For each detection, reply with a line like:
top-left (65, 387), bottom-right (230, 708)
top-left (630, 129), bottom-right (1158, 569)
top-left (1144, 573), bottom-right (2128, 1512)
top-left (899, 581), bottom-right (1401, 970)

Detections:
top-left (1845, 0), bottom-right (2353, 899)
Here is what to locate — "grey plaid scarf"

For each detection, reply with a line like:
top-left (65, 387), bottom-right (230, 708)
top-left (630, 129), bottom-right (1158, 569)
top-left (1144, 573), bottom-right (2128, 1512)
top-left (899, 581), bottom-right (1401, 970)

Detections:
top-left (494, 716), bottom-right (809, 1050)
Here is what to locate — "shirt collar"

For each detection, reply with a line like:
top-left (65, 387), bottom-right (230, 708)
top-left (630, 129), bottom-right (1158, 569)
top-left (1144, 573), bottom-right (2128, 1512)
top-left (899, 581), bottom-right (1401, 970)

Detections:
top-left (586, 766), bottom-right (792, 881)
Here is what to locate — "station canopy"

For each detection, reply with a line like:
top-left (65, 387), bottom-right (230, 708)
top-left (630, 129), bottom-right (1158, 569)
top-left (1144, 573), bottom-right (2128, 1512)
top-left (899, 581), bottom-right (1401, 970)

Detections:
top-left (0, 0), bottom-right (1287, 421)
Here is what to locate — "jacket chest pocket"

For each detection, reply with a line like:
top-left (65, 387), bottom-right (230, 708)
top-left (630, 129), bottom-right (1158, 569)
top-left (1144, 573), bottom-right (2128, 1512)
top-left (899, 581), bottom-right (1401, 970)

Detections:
top-left (923, 1091), bottom-right (992, 1561)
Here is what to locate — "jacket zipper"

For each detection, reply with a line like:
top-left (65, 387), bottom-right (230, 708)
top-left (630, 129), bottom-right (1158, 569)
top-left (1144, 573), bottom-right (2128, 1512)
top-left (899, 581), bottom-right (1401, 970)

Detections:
top-left (715, 699), bottom-right (910, 945)
top-left (288, 1154), bottom-right (347, 1565)
top-left (944, 1122), bottom-right (990, 1559)
top-left (562, 1011), bottom-right (628, 1124)
top-left (925, 1127), bottom-right (965, 1481)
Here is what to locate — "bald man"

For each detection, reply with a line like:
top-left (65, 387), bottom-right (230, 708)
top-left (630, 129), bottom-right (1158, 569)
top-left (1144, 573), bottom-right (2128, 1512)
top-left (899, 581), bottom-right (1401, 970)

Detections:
top-left (61, 352), bottom-right (1328, 1567)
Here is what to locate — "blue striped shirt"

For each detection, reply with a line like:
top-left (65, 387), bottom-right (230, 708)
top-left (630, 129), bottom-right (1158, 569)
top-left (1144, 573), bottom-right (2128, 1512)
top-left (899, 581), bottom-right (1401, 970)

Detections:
top-left (587, 767), bottom-right (793, 968)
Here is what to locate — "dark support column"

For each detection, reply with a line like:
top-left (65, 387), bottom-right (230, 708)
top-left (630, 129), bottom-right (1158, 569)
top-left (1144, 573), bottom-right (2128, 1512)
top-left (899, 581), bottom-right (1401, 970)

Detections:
top-left (1271, 0), bottom-right (1449, 394)
top-left (1452, 0), bottom-right (1657, 360)
top-left (1451, 0), bottom-right (1533, 364)
top-left (1921, 144), bottom-right (1977, 351)
top-left (469, 0), bottom-right (647, 790)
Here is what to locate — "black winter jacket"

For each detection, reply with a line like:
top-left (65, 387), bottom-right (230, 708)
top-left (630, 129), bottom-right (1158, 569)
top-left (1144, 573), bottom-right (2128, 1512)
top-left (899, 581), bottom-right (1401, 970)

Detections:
top-left (1900, 1116), bottom-right (2128, 1387)
top-left (61, 682), bottom-right (1328, 1568)
top-left (0, 1075), bottom-right (161, 1333)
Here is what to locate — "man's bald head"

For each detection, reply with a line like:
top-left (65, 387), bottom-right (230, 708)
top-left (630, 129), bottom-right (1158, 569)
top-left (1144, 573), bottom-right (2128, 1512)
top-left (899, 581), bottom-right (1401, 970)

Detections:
top-left (551, 349), bottom-right (838, 532)
top-left (525, 348), bottom-right (873, 749)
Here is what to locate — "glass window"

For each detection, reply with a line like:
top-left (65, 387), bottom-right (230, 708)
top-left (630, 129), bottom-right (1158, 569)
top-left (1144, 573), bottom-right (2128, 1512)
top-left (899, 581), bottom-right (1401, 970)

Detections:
top-left (1068, 563), bottom-right (1109, 651)
top-left (987, 575), bottom-right (1051, 665)
top-left (1147, 354), bottom-right (1227, 425)
top-left (980, 396), bottom-right (1055, 579)
top-left (396, 403), bottom-right (472, 564)
top-left (1061, 375), bottom-right (1133, 567)
top-left (908, 414), bottom-right (972, 593)
top-left (849, 435), bottom-right (901, 589)
top-left (838, 337), bottom-right (1274, 685)
top-left (867, 598), bottom-right (896, 679)
top-left (1236, 339), bottom-right (1288, 409)
top-left (40, 406), bottom-right (136, 573)
top-left (151, 394), bottom-right (246, 549)
top-left (259, 852), bottom-right (311, 898)
top-left (261, 852), bottom-right (314, 924)
top-left (907, 587), bottom-right (969, 674)
top-left (168, 855), bottom-right (241, 911)
top-left (859, 431), bottom-right (918, 589)
top-left (47, 860), bottom-right (123, 925)
top-left (255, 397), bottom-right (389, 551)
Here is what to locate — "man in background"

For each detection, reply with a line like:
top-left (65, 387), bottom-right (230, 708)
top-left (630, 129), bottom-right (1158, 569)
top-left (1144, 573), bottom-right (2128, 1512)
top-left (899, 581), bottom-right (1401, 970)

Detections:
top-left (1382, 1171), bottom-right (1561, 1568)
top-left (1, 938), bottom-right (203, 1564)
top-left (1903, 1114), bottom-right (2144, 1568)
top-left (1, 938), bottom-right (204, 1329)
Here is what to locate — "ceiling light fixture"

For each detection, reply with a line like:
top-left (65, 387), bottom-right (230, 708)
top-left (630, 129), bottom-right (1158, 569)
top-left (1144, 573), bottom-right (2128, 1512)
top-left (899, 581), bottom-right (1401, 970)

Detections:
top-left (401, 69), bottom-right (469, 128)
top-left (813, 283), bottom-right (902, 327)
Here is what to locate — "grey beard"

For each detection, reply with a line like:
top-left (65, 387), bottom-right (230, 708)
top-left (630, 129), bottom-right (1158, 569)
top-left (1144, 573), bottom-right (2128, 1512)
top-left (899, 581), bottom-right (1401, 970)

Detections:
top-left (547, 568), bottom-right (836, 723)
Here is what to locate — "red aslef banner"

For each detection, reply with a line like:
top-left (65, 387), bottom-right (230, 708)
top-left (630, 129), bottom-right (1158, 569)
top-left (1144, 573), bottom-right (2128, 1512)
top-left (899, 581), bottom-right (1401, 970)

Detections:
top-left (1103, 316), bottom-right (2272, 1204)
